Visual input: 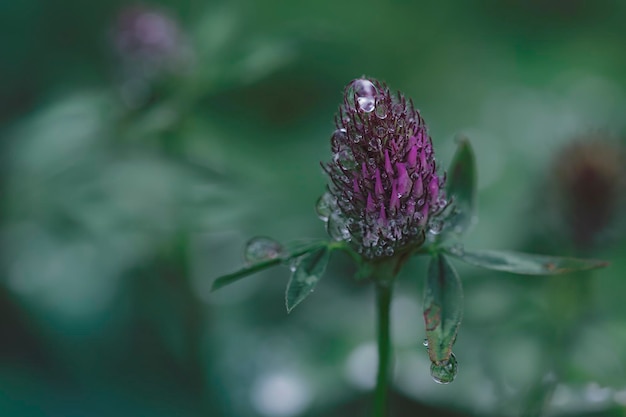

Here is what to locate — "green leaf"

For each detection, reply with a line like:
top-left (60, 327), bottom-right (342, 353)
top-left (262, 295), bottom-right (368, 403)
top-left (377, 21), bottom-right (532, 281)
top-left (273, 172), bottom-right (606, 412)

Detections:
top-left (423, 253), bottom-right (463, 364)
top-left (211, 240), bottom-right (328, 291)
top-left (445, 247), bottom-right (608, 275)
top-left (210, 258), bottom-right (282, 291)
top-left (442, 135), bottom-right (477, 238)
top-left (286, 246), bottom-right (330, 313)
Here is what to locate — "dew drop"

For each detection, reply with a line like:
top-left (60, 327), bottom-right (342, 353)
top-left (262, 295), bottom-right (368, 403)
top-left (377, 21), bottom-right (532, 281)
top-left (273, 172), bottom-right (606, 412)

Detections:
top-left (350, 79), bottom-right (377, 113)
top-left (384, 246), bottom-right (394, 256)
top-left (327, 212), bottom-right (351, 241)
top-left (428, 219), bottom-right (443, 235)
top-left (422, 339), bottom-right (429, 347)
top-left (315, 192), bottom-right (336, 221)
top-left (392, 103), bottom-right (405, 116)
top-left (357, 96), bottom-right (376, 113)
top-left (330, 129), bottom-right (348, 148)
top-left (374, 247), bottom-right (384, 257)
top-left (375, 101), bottom-right (388, 119)
top-left (351, 78), bottom-right (376, 98)
top-left (244, 237), bottom-right (283, 264)
top-left (430, 353), bottom-right (458, 384)
top-left (368, 138), bottom-right (381, 152)
top-left (333, 148), bottom-right (356, 169)
top-left (449, 243), bottom-right (464, 256)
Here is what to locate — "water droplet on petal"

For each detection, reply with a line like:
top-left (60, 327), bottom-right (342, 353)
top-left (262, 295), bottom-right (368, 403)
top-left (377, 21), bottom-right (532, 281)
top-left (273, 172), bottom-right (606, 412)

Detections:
top-left (245, 237), bottom-right (283, 264)
top-left (357, 96), bottom-right (375, 113)
top-left (428, 219), bottom-right (443, 235)
top-left (315, 192), bottom-right (336, 221)
top-left (375, 101), bottom-right (388, 119)
top-left (430, 353), bottom-right (458, 384)
top-left (333, 148), bottom-right (356, 169)
top-left (327, 212), bottom-right (351, 241)
top-left (368, 138), bottom-right (381, 152)
top-left (331, 129), bottom-right (348, 149)
top-left (384, 246), bottom-right (394, 256)
top-left (351, 78), bottom-right (376, 98)
top-left (349, 79), bottom-right (377, 113)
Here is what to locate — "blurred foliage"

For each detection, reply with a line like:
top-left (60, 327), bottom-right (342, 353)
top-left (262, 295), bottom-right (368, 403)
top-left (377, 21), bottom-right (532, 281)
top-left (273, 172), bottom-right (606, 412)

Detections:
top-left (2, 0), bottom-right (626, 416)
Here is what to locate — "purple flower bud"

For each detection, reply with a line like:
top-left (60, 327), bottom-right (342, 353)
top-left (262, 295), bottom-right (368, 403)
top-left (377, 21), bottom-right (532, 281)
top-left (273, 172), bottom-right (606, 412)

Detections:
top-left (322, 78), bottom-right (445, 259)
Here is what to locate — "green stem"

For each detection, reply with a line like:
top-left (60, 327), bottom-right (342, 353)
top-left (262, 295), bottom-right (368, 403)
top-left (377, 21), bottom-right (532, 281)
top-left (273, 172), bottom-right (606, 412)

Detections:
top-left (374, 279), bottom-right (393, 417)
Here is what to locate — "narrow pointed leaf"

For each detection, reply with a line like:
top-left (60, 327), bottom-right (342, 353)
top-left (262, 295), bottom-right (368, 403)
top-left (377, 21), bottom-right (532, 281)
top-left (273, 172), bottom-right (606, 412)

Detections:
top-left (286, 246), bottom-right (330, 313)
top-left (211, 240), bottom-right (329, 291)
top-left (442, 135), bottom-right (477, 237)
top-left (445, 248), bottom-right (608, 275)
top-left (424, 254), bottom-right (463, 364)
top-left (211, 258), bottom-right (282, 291)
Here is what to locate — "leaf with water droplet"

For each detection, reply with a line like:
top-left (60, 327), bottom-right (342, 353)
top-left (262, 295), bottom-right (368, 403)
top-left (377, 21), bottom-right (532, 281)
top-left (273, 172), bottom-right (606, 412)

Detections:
top-left (444, 248), bottom-right (608, 275)
top-left (423, 254), bottom-right (463, 365)
top-left (244, 237), bottom-right (284, 264)
top-left (430, 352), bottom-right (458, 384)
top-left (211, 240), bottom-right (328, 291)
top-left (285, 246), bottom-right (330, 313)
top-left (440, 135), bottom-right (477, 240)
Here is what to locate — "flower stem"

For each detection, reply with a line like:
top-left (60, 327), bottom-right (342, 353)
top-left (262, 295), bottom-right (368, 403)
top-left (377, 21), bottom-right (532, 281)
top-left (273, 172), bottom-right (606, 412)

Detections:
top-left (374, 279), bottom-right (393, 417)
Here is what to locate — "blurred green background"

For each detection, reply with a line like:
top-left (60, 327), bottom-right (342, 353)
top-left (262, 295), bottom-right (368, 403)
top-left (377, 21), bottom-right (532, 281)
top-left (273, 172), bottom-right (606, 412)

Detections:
top-left (2, 1), bottom-right (626, 416)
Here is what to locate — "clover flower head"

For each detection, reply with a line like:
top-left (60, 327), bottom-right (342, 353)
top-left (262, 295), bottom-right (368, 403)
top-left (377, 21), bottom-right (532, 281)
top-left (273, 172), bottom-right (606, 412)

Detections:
top-left (319, 78), bottom-right (446, 259)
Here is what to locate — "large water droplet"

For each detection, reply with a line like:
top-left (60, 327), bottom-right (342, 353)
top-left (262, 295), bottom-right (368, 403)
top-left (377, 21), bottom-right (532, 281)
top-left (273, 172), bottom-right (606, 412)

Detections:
top-left (357, 96), bottom-right (375, 113)
top-left (327, 212), bottom-right (351, 241)
top-left (245, 237), bottom-right (283, 264)
top-left (430, 353), bottom-right (458, 384)
top-left (316, 192), bottom-right (336, 221)
top-left (352, 78), bottom-right (376, 98)
top-left (350, 79), bottom-right (377, 113)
